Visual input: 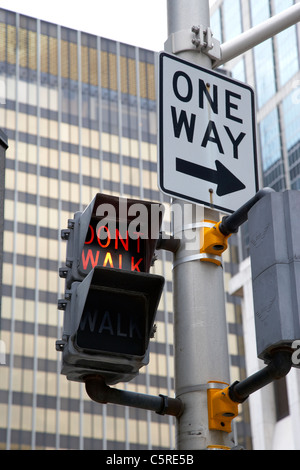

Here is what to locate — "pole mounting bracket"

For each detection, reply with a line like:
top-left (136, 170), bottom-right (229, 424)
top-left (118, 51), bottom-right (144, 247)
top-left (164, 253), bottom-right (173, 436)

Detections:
top-left (207, 381), bottom-right (239, 433)
top-left (200, 220), bottom-right (232, 266)
top-left (164, 25), bottom-right (221, 61)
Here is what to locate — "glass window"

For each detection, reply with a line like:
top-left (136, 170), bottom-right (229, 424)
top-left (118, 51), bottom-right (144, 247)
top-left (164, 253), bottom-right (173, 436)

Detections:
top-left (82, 84), bottom-right (98, 126)
top-left (223, 0), bottom-right (242, 41)
top-left (276, 26), bottom-right (298, 86)
top-left (61, 81), bottom-right (79, 123)
top-left (253, 40), bottom-right (276, 108)
top-left (260, 107), bottom-right (281, 171)
top-left (282, 90), bottom-right (300, 187)
top-left (231, 59), bottom-right (246, 82)
top-left (274, 0), bottom-right (294, 13)
top-left (274, 0), bottom-right (299, 86)
top-left (250, 0), bottom-right (270, 26)
top-left (250, 0), bottom-right (276, 108)
top-left (120, 51), bottom-right (138, 140)
top-left (210, 8), bottom-right (222, 43)
top-left (282, 91), bottom-right (300, 151)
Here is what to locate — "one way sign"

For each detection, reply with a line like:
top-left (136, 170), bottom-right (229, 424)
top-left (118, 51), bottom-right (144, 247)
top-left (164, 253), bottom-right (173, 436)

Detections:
top-left (158, 52), bottom-right (259, 214)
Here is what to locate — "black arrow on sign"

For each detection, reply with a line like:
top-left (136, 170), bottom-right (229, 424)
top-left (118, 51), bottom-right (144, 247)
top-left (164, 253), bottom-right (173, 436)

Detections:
top-left (176, 157), bottom-right (246, 197)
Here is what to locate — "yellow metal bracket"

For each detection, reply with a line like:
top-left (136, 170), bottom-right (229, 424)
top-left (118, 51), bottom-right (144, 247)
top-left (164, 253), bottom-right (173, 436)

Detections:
top-left (200, 220), bottom-right (232, 266)
top-left (207, 381), bottom-right (239, 433)
top-left (207, 445), bottom-right (231, 450)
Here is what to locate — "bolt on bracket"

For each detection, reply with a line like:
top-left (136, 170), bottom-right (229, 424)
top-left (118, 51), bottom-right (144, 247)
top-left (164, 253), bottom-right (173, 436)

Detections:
top-left (164, 25), bottom-right (221, 61)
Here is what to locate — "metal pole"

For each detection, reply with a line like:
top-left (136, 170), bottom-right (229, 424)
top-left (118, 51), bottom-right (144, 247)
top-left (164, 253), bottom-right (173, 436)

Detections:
top-left (214, 3), bottom-right (300, 68)
top-left (166, 0), bottom-right (233, 450)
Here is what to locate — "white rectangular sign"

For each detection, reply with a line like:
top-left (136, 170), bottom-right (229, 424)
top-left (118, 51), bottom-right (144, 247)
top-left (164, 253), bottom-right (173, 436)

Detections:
top-left (158, 52), bottom-right (259, 214)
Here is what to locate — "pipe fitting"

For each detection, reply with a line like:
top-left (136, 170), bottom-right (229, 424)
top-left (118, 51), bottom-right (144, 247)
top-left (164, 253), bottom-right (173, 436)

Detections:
top-left (228, 350), bottom-right (292, 404)
top-left (219, 187), bottom-right (275, 236)
top-left (207, 382), bottom-right (239, 433)
top-left (200, 220), bottom-right (232, 266)
top-left (85, 375), bottom-right (184, 418)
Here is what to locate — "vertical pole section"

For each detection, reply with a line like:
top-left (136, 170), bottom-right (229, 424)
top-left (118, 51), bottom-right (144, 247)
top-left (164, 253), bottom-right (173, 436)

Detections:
top-left (166, 0), bottom-right (234, 449)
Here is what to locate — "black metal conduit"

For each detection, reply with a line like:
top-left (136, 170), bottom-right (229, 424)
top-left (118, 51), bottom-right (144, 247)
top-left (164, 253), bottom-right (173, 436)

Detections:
top-left (85, 375), bottom-right (184, 418)
top-left (219, 187), bottom-right (275, 236)
top-left (156, 188), bottom-right (275, 252)
top-left (156, 233), bottom-right (180, 253)
top-left (229, 350), bottom-right (292, 403)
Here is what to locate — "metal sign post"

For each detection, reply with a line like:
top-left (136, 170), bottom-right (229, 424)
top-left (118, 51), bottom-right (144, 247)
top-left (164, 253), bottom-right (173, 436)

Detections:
top-left (164, 0), bottom-right (234, 450)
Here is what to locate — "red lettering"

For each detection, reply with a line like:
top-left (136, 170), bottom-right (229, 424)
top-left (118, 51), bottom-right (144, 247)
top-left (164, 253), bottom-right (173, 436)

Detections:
top-left (82, 249), bottom-right (100, 270)
top-left (97, 225), bottom-right (111, 248)
top-left (133, 232), bottom-right (144, 253)
top-left (131, 257), bottom-right (143, 272)
top-left (85, 224), bottom-right (94, 245)
top-left (115, 229), bottom-right (129, 251)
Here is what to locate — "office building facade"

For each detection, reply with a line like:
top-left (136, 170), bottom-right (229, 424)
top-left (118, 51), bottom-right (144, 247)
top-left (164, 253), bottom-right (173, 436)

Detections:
top-left (0, 6), bottom-right (256, 450)
top-left (210, 0), bottom-right (300, 449)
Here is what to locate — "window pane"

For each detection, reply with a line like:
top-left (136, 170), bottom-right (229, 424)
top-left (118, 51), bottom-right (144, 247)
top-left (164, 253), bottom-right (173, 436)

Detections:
top-left (210, 8), bottom-right (222, 43)
top-left (223, 0), bottom-right (242, 41)
top-left (282, 91), bottom-right (300, 187)
top-left (250, 0), bottom-right (276, 108)
top-left (274, 0), bottom-right (298, 85)
top-left (260, 108), bottom-right (281, 171)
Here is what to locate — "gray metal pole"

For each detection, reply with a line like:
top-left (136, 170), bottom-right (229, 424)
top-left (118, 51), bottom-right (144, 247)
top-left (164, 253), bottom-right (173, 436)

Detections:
top-left (166, 0), bottom-right (234, 450)
top-left (215, 2), bottom-right (300, 68)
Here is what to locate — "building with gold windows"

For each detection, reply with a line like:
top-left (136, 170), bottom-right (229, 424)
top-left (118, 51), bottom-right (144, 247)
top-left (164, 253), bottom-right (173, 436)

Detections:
top-left (0, 7), bottom-right (251, 449)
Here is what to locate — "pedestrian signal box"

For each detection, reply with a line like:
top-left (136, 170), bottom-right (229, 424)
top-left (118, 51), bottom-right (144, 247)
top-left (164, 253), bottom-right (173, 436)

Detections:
top-left (57, 194), bottom-right (165, 385)
top-left (248, 190), bottom-right (300, 366)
